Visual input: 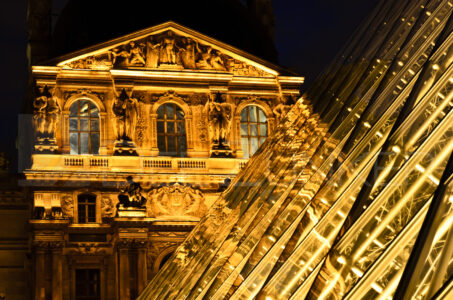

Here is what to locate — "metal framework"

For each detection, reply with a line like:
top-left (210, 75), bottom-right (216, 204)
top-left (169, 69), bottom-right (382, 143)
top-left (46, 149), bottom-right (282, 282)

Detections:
top-left (139, 1), bottom-right (453, 299)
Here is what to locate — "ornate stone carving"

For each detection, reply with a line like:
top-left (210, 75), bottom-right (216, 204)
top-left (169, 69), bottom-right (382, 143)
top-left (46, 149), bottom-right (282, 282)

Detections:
top-left (117, 176), bottom-right (147, 210)
top-left (62, 30), bottom-right (272, 77)
top-left (147, 183), bottom-right (206, 218)
top-left (68, 243), bottom-right (106, 255)
top-left (101, 196), bottom-right (115, 218)
top-left (206, 93), bottom-right (233, 154)
top-left (113, 89), bottom-right (139, 155)
top-left (33, 85), bottom-right (60, 151)
top-left (60, 195), bottom-right (74, 218)
top-left (273, 95), bottom-right (296, 123)
top-left (113, 89), bottom-right (138, 141)
top-left (63, 89), bottom-right (105, 101)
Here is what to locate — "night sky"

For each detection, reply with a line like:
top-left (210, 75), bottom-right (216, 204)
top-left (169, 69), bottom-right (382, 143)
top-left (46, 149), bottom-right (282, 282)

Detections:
top-left (0, 0), bottom-right (378, 170)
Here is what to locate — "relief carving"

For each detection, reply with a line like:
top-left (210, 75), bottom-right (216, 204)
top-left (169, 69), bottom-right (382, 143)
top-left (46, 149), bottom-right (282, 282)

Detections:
top-left (60, 195), bottom-right (74, 219)
top-left (68, 243), bottom-right (106, 255)
top-left (62, 30), bottom-right (271, 77)
top-left (147, 183), bottom-right (206, 218)
top-left (101, 196), bottom-right (115, 218)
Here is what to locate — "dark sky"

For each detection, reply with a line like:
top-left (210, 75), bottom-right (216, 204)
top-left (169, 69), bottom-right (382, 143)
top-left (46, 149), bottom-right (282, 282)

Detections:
top-left (0, 0), bottom-right (378, 168)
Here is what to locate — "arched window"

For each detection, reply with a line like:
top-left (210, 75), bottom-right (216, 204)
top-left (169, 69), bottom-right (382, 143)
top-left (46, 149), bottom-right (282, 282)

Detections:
top-left (77, 193), bottom-right (96, 223)
top-left (240, 105), bottom-right (268, 158)
top-left (156, 103), bottom-right (187, 156)
top-left (69, 100), bottom-right (100, 154)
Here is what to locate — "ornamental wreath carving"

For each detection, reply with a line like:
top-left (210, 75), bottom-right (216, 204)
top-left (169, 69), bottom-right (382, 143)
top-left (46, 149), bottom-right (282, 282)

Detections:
top-left (147, 183), bottom-right (207, 218)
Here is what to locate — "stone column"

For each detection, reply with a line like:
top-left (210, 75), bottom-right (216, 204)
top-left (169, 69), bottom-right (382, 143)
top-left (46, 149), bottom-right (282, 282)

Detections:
top-left (52, 247), bottom-right (63, 300)
top-left (34, 248), bottom-right (46, 300)
top-left (119, 246), bottom-right (130, 299)
top-left (137, 246), bottom-right (148, 294)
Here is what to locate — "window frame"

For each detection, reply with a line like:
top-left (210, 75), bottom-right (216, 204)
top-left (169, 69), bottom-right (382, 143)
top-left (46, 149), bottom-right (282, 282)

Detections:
top-left (240, 105), bottom-right (268, 158)
top-left (69, 100), bottom-right (100, 155)
top-left (156, 103), bottom-right (187, 157)
top-left (76, 193), bottom-right (97, 223)
top-left (75, 268), bottom-right (101, 300)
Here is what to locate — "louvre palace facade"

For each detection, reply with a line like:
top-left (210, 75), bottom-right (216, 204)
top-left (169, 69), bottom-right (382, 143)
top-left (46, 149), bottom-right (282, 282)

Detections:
top-left (0, 0), bottom-right (452, 299)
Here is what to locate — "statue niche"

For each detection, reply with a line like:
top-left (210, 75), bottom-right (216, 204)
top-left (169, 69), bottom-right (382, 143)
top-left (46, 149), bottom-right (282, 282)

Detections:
top-left (112, 89), bottom-right (139, 155)
top-left (33, 85), bottom-right (60, 152)
top-left (206, 93), bottom-right (233, 157)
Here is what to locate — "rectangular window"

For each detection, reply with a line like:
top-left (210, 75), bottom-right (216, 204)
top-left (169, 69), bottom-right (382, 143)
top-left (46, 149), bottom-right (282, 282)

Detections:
top-left (76, 269), bottom-right (100, 300)
top-left (77, 194), bottom-right (96, 223)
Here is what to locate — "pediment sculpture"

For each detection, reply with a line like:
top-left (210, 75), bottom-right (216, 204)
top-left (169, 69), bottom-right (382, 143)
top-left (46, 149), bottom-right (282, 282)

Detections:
top-left (60, 30), bottom-right (271, 77)
top-left (147, 183), bottom-right (207, 218)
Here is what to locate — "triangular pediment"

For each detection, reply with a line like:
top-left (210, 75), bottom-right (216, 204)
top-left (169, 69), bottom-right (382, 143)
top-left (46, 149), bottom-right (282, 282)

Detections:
top-left (53, 21), bottom-right (290, 77)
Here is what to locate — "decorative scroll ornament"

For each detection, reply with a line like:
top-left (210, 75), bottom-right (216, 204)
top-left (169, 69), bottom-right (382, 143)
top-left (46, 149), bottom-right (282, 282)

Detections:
top-left (62, 30), bottom-right (270, 77)
top-left (148, 183), bottom-right (206, 218)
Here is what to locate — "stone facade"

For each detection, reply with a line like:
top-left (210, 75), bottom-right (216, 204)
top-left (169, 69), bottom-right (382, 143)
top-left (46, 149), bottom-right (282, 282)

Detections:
top-left (24, 22), bottom-right (303, 299)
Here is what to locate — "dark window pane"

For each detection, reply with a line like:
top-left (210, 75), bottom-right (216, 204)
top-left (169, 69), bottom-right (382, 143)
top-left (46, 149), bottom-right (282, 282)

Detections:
top-left (157, 135), bottom-right (165, 152)
top-left (90, 134), bottom-right (100, 154)
top-left (258, 108), bottom-right (266, 122)
top-left (88, 205), bottom-right (96, 222)
top-left (259, 124), bottom-right (267, 136)
top-left (178, 136), bottom-right (187, 154)
top-left (70, 133), bottom-right (79, 154)
top-left (250, 124), bottom-right (258, 136)
top-left (70, 118), bottom-right (78, 131)
top-left (157, 121), bottom-right (165, 133)
top-left (176, 121), bottom-right (185, 134)
top-left (167, 122), bottom-right (175, 134)
top-left (166, 104), bottom-right (175, 119)
top-left (167, 136), bottom-right (176, 153)
top-left (80, 133), bottom-right (89, 154)
top-left (80, 119), bottom-right (89, 131)
top-left (157, 106), bottom-right (165, 119)
top-left (76, 269), bottom-right (100, 300)
top-left (78, 205), bottom-right (86, 223)
top-left (90, 119), bottom-right (99, 131)
top-left (240, 108), bottom-right (248, 121)
top-left (90, 106), bottom-right (99, 117)
top-left (176, 108), bottom-right (185, 120)
top-left (70, 102), bottom-right (78, 116)
top-left (80, 100), bottom-right (89, 116)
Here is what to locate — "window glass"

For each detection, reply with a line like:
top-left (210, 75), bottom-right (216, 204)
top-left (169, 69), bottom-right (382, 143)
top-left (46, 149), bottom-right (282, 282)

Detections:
top-left (69, 100), bottom-right (100, 154)
top-left (240, 106), bottom-right (268, 158)
top-left (76, 269), bottom-right (100, 300)
top-left (156, 103), bottom-right (187, 156)
top-left (77, 194), bottom-right (96, 223)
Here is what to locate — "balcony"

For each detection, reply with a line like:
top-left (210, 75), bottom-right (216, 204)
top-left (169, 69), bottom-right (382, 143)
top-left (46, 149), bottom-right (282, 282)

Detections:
top-left (26, 154), bottom-right (248, 181)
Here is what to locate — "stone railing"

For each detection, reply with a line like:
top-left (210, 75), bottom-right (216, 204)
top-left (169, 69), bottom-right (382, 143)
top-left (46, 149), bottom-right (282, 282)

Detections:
top-left (31, 154), bottom-right (248, 176)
